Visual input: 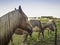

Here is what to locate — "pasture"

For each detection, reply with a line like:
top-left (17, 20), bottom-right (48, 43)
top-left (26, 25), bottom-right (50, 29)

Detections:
top-left (9, 18), bottom-right (60, 45)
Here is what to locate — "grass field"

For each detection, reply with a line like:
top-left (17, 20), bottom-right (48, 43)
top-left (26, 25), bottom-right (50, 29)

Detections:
top-left (9, 19), bottom-right (60, 45)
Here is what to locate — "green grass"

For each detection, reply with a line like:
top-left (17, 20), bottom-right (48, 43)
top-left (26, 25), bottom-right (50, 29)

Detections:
top-left (9, 19), bottom-right (60, 45)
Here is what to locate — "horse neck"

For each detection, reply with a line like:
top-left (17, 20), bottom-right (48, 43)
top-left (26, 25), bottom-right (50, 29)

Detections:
top-left (39, 21), bottom-right (43, 29)
top-left (52, 20), bottom-right (57, 27)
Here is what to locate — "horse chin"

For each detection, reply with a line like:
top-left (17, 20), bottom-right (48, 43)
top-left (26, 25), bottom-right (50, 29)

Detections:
top-left (27, 27), bottom-right (32, 37)
top-left (30, 30), bottom-right (33, 37)
top-left (29, 33), bottom-right (32, 37)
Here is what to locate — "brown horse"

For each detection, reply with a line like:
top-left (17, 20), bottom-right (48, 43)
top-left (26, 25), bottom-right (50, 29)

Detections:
top-left (0, 6), bottom-right (32, 45)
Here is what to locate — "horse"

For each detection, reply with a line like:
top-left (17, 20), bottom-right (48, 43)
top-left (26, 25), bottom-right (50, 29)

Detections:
top-left (11, 22), bottom-right (32, 45)
top-left (41, 19), bottom-right (57, 38)
top-left (29, 20), bottom-right (43, 41)
top-left (0, 6), bottom-right (32, 45)
top-left (29, 19), bottom-right (57, 41)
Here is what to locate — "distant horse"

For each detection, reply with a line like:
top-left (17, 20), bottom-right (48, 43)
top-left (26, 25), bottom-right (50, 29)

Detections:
top-left (29, 20), bottom-right (43, 41)
top-left (41, 19), bottom-right (57, 38)
top-left (0, 6), bottom-right (32, 45)
top-left (11, 22), bottom-right (32, 45)
top-left (29, 19), bottom-right (57, 41)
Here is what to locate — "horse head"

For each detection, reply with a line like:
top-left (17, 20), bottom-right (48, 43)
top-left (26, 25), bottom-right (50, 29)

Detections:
top-left (18, 6), bottom-right (32, 37)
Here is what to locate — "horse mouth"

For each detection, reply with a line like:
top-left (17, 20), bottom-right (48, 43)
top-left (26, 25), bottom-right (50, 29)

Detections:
top-left (29, 33), bottom-right (32, 37)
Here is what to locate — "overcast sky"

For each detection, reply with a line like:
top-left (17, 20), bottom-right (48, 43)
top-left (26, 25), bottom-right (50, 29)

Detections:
top-left (0, 0), bottom-right (60, 18)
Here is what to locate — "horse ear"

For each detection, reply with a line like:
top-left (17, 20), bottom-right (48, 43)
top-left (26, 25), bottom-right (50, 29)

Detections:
top-left (19, 5), bottom-right (22, 13)
top-left (15, 8), bottom-right (17, 10)
top-left (19, 6), bottom-right (21, 10)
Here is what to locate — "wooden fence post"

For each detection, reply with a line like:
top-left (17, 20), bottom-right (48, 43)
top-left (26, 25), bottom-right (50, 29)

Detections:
top-left (55, 27), bottom-right (57, 45)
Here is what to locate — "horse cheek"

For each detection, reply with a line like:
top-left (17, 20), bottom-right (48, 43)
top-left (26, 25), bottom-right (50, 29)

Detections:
top-left (22, 20), bottom-right (26, 27)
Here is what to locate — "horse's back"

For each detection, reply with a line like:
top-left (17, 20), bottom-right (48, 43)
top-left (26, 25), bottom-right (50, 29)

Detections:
top-left (30, 20), bottom-right (40, 27)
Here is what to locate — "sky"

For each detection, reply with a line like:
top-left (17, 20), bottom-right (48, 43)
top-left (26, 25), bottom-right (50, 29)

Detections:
top-left (0, 0), bottom-right (60, 18)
